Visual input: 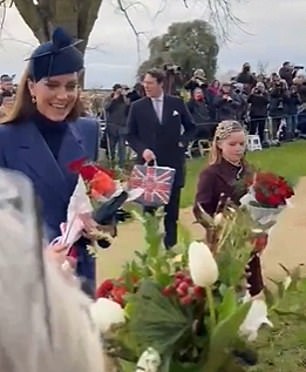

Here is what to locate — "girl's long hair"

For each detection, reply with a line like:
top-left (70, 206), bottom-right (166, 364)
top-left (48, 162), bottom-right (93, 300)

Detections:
top-left (2, 66), bottom-right (82, 124)
top-left (208, 120), bottom-right (246, 165)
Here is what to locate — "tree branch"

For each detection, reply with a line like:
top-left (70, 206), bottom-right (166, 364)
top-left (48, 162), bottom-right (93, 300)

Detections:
top-left (117, 0), bottom-right (146, 66)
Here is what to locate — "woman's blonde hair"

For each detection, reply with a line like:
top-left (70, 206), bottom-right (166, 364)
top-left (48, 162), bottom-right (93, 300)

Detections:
top-left (2, 67), bottom-right (82, 124)
top-left (0, 189), bottom-right (105, 372)
top-left (208, 120), bottom-right (246, 165)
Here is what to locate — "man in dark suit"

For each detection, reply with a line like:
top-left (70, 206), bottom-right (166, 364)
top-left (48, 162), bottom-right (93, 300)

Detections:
top-left (127, 68), bottom-right (195, 248)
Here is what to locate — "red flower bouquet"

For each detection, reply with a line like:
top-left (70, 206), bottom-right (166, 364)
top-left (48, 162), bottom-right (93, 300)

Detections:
top-left (240, 171), bottom-right (294, 224)
top-left (252, 172), bottom-right (294, 208)
top-left (68, 157), bottom-right (117, 200)
top-left (51, 158), bottom-right (143, 253)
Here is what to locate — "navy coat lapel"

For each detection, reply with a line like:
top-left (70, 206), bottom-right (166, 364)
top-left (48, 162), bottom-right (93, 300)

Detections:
top-left (57, 123), bottom-right (85, 195)
top-left (16, 121), bottom-right (85, 202)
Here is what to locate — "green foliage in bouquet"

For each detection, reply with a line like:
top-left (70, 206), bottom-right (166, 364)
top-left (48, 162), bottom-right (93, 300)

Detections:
top-left (96, 205), bottom-right (306, 372)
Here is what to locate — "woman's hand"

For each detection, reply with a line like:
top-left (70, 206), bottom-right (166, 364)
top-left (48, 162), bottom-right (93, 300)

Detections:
top-left (45, 242), bottom-right (69, 265)
top-left (45, 242), bottom-right (78, 286)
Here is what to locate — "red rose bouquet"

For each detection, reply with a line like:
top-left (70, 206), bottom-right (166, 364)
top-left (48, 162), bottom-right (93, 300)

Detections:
top-left (240, 171), bottom-right (294, 224)
top-left (252, 172), bottom-right (294, 208)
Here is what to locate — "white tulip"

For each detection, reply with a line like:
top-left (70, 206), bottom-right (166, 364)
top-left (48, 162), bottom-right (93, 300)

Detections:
top-left (239, 299), bottom-right (273, 341)
top-left (188, 241), bottom-right (219, 287)
top-left (90, 298), bottom-right (125, 334)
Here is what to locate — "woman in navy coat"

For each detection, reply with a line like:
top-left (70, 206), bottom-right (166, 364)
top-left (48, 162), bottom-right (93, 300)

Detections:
top-left (0, 28), bottom-right (100, 294)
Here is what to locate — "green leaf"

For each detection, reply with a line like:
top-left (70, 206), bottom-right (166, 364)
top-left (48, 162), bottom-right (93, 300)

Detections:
top-left (143, 211), bottom-right (164, 258)
top-left (169, 361), bottom-right (202, 372)
top-left (268, 278), bottom-right (285, 300)
top-left (263, 286), bottom-right (275, 308)
top-left (177, 221), bottom-right (192, 248)
top-left (217, 287), bottom-right (237, 322)
top-left (204, 301), bottom-right (252, 371)
top-left (127, 280), bottom-right (192, 355)
top-left (118, 359), bottom-right (137, 372)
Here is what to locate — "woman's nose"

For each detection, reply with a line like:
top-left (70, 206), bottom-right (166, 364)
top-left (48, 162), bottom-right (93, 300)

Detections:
top-left (56, 87), bottom-right (69, 100)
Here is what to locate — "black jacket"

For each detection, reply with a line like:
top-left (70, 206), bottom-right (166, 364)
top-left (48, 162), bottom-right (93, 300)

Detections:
top-left (127, 95), bottom-right (196, 187)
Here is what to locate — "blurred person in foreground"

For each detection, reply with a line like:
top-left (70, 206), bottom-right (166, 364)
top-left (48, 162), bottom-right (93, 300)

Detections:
top-left (0, 169), bottom-right (105, 372)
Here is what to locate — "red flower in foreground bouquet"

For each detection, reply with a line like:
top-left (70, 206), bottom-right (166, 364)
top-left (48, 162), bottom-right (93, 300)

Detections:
top-left (252, 172), bottom-right (294, 208)
top-left (69, 157), bottom-right (116, 199)
top-left (96, 276), bottom-right (139, 307)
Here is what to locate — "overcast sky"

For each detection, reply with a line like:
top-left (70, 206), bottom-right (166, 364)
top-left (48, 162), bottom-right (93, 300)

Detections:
top-left (0, 0), bottom-right (305, 88)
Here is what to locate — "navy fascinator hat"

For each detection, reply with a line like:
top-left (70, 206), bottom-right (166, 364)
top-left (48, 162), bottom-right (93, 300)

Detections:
top-left (27, 27), bottom-right (84, 82)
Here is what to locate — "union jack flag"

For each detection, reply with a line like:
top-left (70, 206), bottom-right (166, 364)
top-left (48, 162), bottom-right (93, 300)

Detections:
top-left (129, 165), bottom-right (176, 206)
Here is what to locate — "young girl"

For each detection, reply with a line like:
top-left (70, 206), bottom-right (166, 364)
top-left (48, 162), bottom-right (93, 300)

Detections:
top-left (193, 120), bottom-right (263, 296)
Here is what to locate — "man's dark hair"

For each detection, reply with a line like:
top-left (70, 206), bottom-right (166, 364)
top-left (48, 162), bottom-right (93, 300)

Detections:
top-left (145, 68), bottom-right (165, 84)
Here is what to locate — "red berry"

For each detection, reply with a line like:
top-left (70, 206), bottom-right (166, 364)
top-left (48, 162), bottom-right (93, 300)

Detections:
top-left (180, 295), bottom-right (193, 305)
top-left (175, 271), bottom-right (185, 280)
top-left (193, 286), bottom-right (204, 299)
top-left (162, 285), bottom-right (175, 297)
top-left (176, 282), bottom-right (189, 297)
top-left (184, 276), bottom-right (193, 285)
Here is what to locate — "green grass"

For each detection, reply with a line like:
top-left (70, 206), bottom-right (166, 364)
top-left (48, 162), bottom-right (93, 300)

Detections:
top-left (181, 140), bottom-right (306, 208)
top-left (250, 291), bottom-right (306, 372)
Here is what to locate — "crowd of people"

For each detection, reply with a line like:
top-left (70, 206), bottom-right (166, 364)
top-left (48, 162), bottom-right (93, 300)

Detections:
top-left (183, 62), bottom-right (306, 145)
top-left (2, 61), bottom-right (306, 168)
top-left (0, 26), bottom-right (302, 371)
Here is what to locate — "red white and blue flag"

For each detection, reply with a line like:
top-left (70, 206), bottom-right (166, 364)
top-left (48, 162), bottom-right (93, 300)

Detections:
top-left (129, 164), bottom-right (175, 206)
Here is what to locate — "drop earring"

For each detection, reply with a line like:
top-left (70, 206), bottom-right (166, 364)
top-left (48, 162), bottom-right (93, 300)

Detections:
top-left (32, 96), bottom-right (37, 104)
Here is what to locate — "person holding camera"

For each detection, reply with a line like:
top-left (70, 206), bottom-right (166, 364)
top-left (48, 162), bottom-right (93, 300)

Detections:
top-left (236, 63), bottom-right (257, 94)
top-left (184, 68), bottom-right (208, 95)
top-left (104, 83), bottom-right (129, 168)
top-left (213, 82), bottom-right (241, 122)
top-left (187, 87), bottom-right (212, 139)
top-left (247, 82), bottom-right (269, 143)
top-left (269, 78), bottom-right (288, 140)
top-left (279, 61), bottom-right (303, 88)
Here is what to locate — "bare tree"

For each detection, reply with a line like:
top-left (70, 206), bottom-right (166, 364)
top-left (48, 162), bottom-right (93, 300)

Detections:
top-left (117, 0), bottom-right (244, 44)
top-left (0, 0), bottom-right (243, 63)
top-left (0, 0), bottom-right (103, 53)
top-left (116, 0), bottom-right (147, 67)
